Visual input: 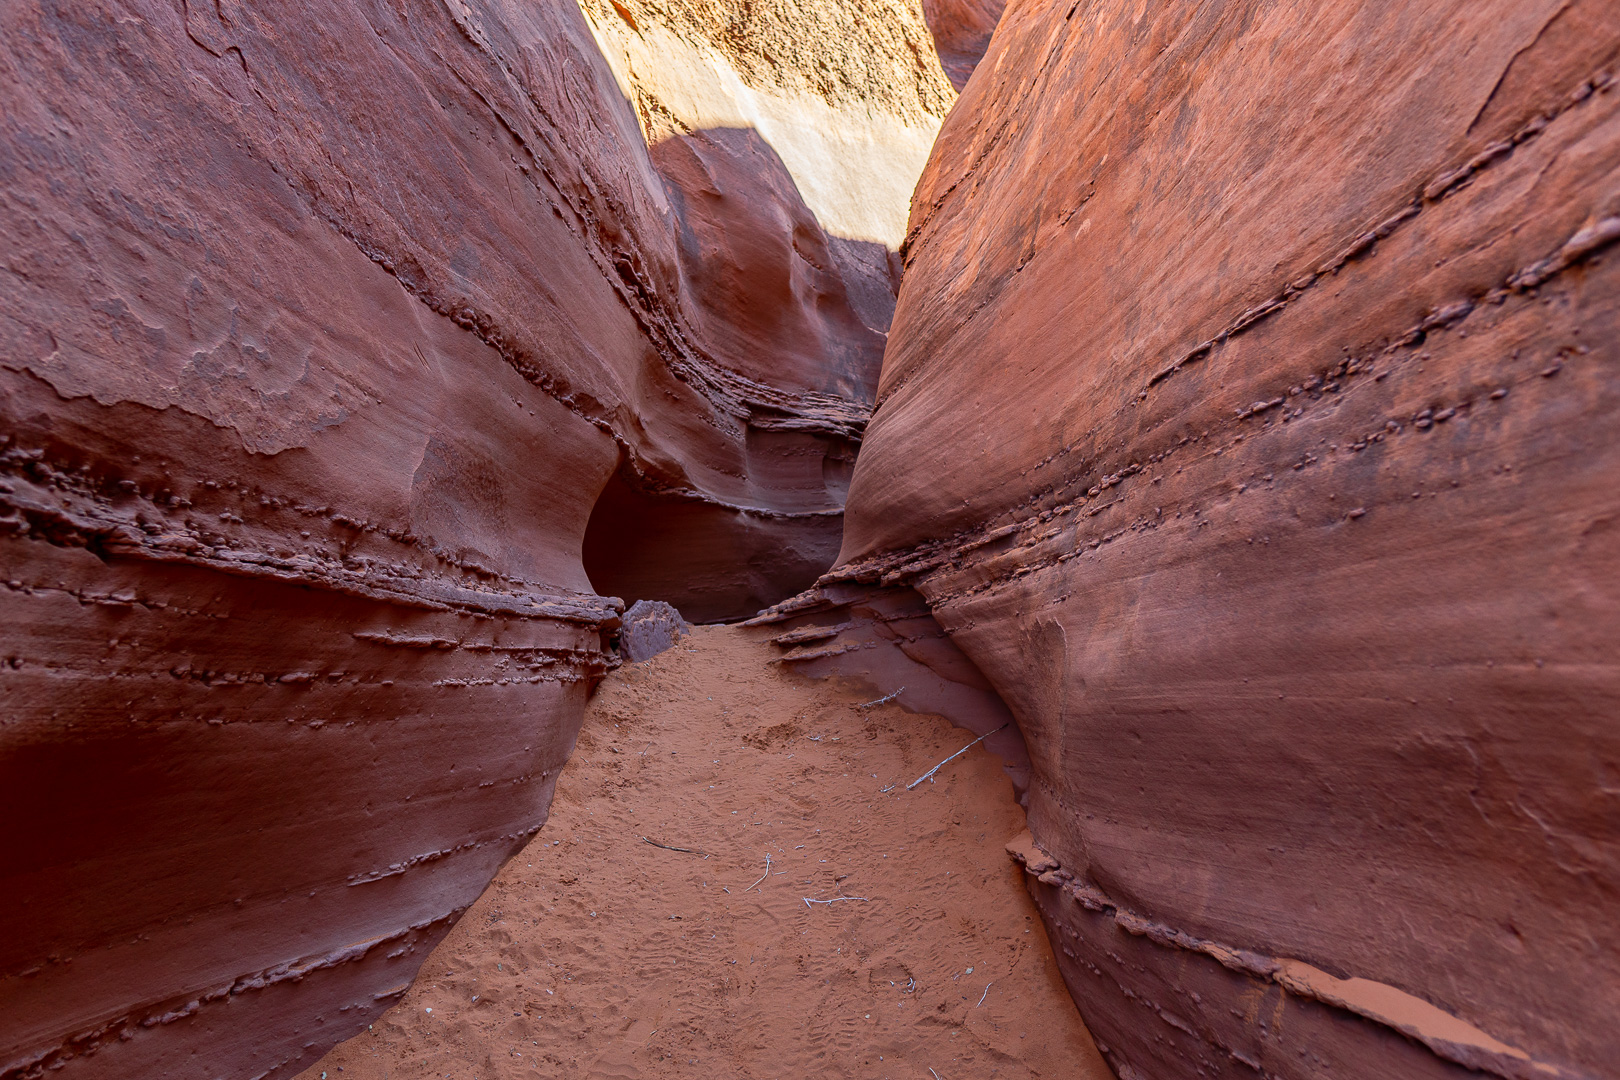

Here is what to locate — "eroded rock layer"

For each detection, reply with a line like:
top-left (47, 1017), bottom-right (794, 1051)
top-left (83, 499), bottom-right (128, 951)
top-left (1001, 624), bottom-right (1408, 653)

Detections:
top-left (748, 583), bottom-right (1032, 796)
top-left (0, 0), bottom-right (944, 1075)
top-left (836, 2), bottom-right (1620, 1078)
top-left (577, 0), bottom-right (950, 615)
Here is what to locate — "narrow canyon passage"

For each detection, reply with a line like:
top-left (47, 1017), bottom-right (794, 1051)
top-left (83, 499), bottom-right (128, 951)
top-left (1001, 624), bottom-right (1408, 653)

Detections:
top-left (6, 3), bottom-right (1614, 1078)
top-left (298, 627), bottom-right (1110, 1080)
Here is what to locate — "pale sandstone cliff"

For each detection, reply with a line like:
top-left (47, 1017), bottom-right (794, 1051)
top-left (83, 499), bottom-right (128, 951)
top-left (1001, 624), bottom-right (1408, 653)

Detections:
top-left (0, 0), bottom-right (946, 1076)
top-left (783, 1), bottom-right (1620, 1078)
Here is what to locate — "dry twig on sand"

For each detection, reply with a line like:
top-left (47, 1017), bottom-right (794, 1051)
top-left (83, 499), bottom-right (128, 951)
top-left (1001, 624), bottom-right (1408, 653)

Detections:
top-left (639, 836), bottom-right (710, 858)
top-left (802, 896), bottom-right (871, 907)
top-left (742, 853), bottom-right (772, 893)
top-left (858, 686), bottom-right (905, 708)
top-left (907, 723), bottom-right (1011, 790)
top-left (977, 982), bottom-right (992, 1007)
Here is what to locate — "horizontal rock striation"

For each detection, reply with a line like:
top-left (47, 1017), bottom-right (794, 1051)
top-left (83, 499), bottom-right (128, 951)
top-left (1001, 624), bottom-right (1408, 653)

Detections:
top-left (0, 0), bottom-right (944, 1075)
top-left (836, 1), bottom-right (1620, 1078)
top-left (747, 582), bottom-right (1031, 794)
top-left (577, 0), bottom-right (950, 618)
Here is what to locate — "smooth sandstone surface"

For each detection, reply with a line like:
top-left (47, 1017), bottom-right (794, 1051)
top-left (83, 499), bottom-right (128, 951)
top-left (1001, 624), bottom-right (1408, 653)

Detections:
top-left (919, 0), bottom-right (1006, 91)
top-left (835, 2), bottom-right (1620, 1078)
top-left (0, 0), bottom-right (944, 1076)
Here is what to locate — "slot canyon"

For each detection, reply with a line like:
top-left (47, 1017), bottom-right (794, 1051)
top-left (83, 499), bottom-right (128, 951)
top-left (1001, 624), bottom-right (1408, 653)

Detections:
top-left (1, 1), bottom-right (1615, 1078)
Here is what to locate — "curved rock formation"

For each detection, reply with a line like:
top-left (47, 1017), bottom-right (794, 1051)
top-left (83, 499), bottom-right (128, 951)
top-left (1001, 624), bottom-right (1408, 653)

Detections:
top-left (919, 0), bottom-right (1006, 91)
top-left (834, 2), bottom-right (1620, 1078)
top-left (577, 0), bottom-right (950, 618)
top-left (0, 0), bottom-right (946, 1076)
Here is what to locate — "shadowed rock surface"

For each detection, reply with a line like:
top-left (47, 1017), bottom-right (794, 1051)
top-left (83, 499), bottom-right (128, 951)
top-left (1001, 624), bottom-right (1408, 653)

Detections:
top-left (821, 2), bottom-right (1620, 1078)
top-left (920, 0), bottom-right (1006, 90)
top-left (617, 599), bottom-right (691, 662)
top-left (748, 583), bottom-right (1032, 798)
top-left (0, 0), bottom-right (947, 1076)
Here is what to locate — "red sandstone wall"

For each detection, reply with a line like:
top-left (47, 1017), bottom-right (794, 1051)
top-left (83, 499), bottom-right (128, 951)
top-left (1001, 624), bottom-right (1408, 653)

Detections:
top-left (0, 0), bottom-right (913, 1075)
top-left (919, 0), bottom-right (1006, 90)
top-left (838, 2), bottom-right (1620, 1078)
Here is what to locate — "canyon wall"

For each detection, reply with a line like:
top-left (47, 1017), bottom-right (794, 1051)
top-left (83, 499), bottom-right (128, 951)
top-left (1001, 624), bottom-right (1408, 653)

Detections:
top-left (0, 0), bottom-right (944, 1076)
top-left (834, 2), bottom-right (1620, 1078)
top-left (576, 0), bottom-right (950, 618)
top-left (919, 0), bottom-right (1006, 91)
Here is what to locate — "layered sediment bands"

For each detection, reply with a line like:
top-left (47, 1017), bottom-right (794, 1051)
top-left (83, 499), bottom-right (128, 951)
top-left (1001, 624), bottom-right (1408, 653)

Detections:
top-left (0, 0), bottom-right (942, 1075)
top-left (747, 583), bottom-right (1030, 796)
top-left (836, 2), bottom-right (1620, 1078)
top-left (578, 0), bottom-right (950, 613)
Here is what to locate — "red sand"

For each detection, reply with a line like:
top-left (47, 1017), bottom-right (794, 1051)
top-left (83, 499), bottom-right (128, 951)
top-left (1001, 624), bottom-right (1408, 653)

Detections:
top-left (299, 625), bottom-right (1110, 1079)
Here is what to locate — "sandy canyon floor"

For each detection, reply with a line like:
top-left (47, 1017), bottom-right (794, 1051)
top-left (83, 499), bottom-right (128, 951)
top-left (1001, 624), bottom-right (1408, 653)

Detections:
top-left (298, 625), bottom-right (1109, 1080)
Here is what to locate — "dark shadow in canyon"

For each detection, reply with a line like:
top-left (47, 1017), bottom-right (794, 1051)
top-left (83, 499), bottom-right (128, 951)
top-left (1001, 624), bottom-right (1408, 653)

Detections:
top-left (583, 465), bottom-right (848, 624)
top-left (583, 125), bottom-right (891, 623)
